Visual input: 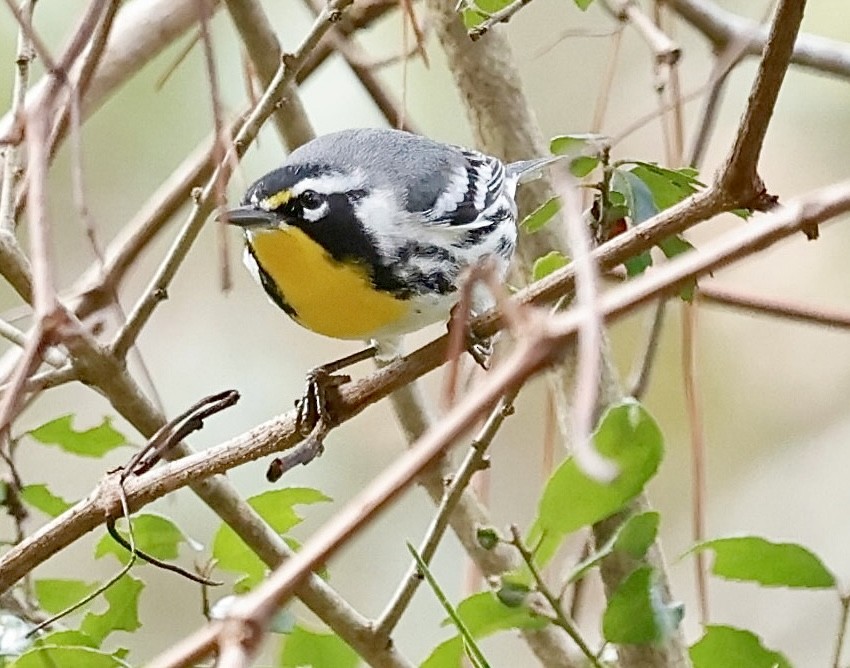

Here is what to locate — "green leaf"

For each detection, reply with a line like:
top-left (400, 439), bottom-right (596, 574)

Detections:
top-left (213, 488), bottom-right (330, 591)
top-left (612, 168), bottom-right (658, 225)
top-left (629, 162), bottom-right (703, 211)
top-left (456, 592), bottom-right (547, 636)
top-left (80, 575), bottom-right (144, 644)
top-left (20, 485), bottom-right (74, 517)
top-left (27, 416), bottom-right (127, 458)
top-left (550, 133), bottom-right (607, 156)
top-left (279, 626), bottom-right (358, 668)
top-left (623, 251), bottom-right (652, 278)
top-left (529, 400), bottom-right (664, 566)
top-left (95, 514), bottom-right (189, 564)
top-left (566, 511), bottom-right (659, 585)
top-left (532, 251), bottom-right (569, 282)
top-left (657, 235), bottom-right (697, 301)
top-left (573, 0), bottom-right (594, 9)
top-left (34, 579), bottom-right (98, 615)
top-left (569, 156), bottom-right (599, 178)
top-left (423, 592), bottom-right (547, 668)
top-left (520, 197), bottom-right (560, 233)
top-left (689, 536), bottom-right (836, 589)
top-left (37, 630), bottom-right (99, 649)
top-left (9, 647), bottom-right (130, 668)
top-left (602, 566), bottom-right (683, 644)
top-left (657, 235), bottom-right (694, 259)
top-left (422, 636), bottom-right (465, 668)
top-left (614, 511), bottom-right (659, 558)
top-left (690, 625), bottom-right (793, 668)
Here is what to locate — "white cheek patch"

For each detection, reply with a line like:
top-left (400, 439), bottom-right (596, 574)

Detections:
top-left (291, 170), bottom-right (366, 197)
top-left (353, 188), bottom-right (402, 244)
top-left (302, 201), bottom-right (330, 222)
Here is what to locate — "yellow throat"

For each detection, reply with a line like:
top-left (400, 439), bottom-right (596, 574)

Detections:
top-left (247, 227), bottom-right (408, 340)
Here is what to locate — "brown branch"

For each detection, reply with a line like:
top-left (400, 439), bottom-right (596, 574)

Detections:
top-left (143, 177), bottom-right (850, 668)
top-left (716, 0), bottom-right (807, 203)
top-left (667, 0), bottom-right (850, 80)
top-left (698, 283), bottom-right (850, 330)
top-left (223, 0), bottom-right (315, 149)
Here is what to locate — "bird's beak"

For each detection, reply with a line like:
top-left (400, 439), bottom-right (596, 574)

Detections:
top-left (222, 205), bottom-right (278, 230)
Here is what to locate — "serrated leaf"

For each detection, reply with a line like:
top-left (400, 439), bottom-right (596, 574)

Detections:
top-left (690, 625), bottom-right (793, 668)
top-left (603, 566), bottom-right (683, 644)
top-left (689, 536), bottom-right (836, 589)
top-left (532, 251), bottom-right (569, 282)
top-left (629, 163), bottom-right (703, 211)
top-left (80, 575), bottom-right (143, 645)
top-left (20, 485), bottom-right (73, 517)
top-left (9, 647), bottom-right (130, 668)
top-left (521, 197), bottom-right (560, 233)
top-left (279, 626), bottom-right (359, 668)
top-left (34, 579), bottom-right (98, 615)
top-left (27, 416), bottom-right (127, 458)
top-left (213, 488), bottom-right (330, 591)
top-left (550, 133), bottom-right (607, 155)
top-left (95, 514), bottom-right (188, 565)
top-left (569, 156), bottom-right (599, 178)
top-left (566, 511), bottom-right (659, 585)
top-left (529, 400), bottom-right (664, 566)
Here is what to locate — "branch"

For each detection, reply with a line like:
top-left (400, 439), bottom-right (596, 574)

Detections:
top-left (4, 174), bottom-right (846, 614)
top-left (667, 0), bottom-right (850, 80)
top-left (223, 0), bottom-right (315, 148)
top-left (143, 178), bottom-right (850, 667)
top-left (110, 0), bottom-right (355, 358)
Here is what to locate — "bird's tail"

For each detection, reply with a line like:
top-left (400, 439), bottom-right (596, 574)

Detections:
top-left (506, 154), bottom-right (564, 185)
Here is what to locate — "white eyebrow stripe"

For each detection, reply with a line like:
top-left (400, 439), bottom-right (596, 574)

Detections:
top-left (291, 171), bottom-right (367, 196)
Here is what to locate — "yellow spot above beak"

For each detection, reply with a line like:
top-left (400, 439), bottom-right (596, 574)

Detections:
top-left (262, 190), bottom-right (292, 210)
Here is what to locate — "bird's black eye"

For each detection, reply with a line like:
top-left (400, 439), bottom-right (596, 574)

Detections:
top-left (300, 190), bottom-right (322, 210)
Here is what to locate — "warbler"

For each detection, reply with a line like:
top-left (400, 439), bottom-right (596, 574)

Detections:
top-left (226, 128), bottom-right (555, 360)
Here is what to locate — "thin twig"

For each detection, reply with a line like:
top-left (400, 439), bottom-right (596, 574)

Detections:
top-left (375, 392), bottom-right (518, 638)
top-left (111, 0), bottom-right (355, 359)
top-left (1, 177), bottom-right (848, 596)
top-left (468, 0), bottom-right (534, 41)
top-left (508, 526), bottom-right (603, 667)
top-left (682, 302), bottom-right (708, 624)
top-left (626, 300), bottom-right (666, 399)
top-left (832, 594), bottom-right (850, 668)
top-left (698, 283), bottom-right (850, 330)
top-left (0, 0), bottom-right (35, 234)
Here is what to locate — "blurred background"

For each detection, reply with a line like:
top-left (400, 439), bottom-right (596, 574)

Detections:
top-left (1, 0), bottom-right (849, 664)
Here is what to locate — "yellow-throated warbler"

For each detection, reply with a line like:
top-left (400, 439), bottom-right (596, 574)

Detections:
top-left (227, 127), bottom-right (556, 360)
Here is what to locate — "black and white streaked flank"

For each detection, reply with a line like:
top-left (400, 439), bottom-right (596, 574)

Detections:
top-left (238, 128), bottom-right (555, 346)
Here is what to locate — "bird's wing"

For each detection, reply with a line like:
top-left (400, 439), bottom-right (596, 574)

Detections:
top-left (419, 150), bottom-right (507, 229)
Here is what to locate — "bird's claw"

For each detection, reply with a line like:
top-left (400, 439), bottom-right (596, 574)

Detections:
top-left (295, 366), bottom-right (350, 436)
top-left (467, 334), bottom-right (493, 370)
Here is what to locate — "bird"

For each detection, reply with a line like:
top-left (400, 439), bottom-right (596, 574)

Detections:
top-left (226, 127), bottom-right (556, 437)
